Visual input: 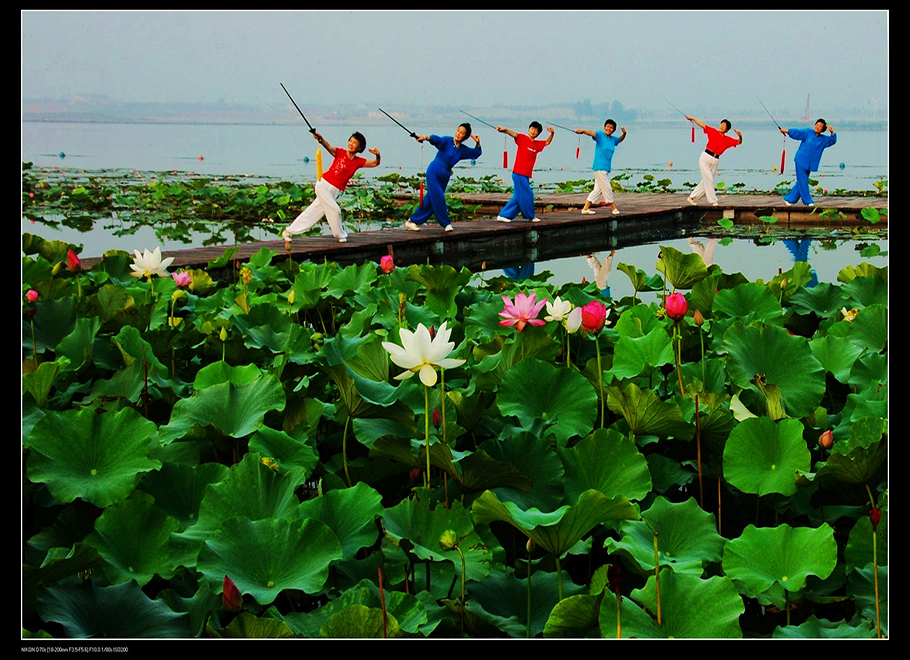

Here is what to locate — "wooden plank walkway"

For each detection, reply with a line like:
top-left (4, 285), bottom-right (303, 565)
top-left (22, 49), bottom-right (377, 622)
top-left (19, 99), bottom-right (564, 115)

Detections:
top-left (80, 192), bottom-right (887, 274)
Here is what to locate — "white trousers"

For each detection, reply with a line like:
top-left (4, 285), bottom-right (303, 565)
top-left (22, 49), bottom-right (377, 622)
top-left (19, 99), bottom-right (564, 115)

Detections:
top-left (285, 178), bottom-right (348, 239)
top-left (689, 151), bottom-right (720, 204)
top-left (586, 170), bottom-right (614, 205)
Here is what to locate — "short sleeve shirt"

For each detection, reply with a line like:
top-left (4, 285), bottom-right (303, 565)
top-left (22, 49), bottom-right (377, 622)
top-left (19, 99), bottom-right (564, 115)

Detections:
top-left (592, 131), bottom-right (621, 172)
top-left (512, 133), bottom-right (548, 178)
top-left (322, 150), bottom-right (367, 191)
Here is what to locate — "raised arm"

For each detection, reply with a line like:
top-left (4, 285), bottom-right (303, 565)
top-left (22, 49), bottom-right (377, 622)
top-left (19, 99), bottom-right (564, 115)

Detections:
top-left (734, 129), bottom-right (743, 145)
top-left (618, 126), bottom-right (628, 143)
top-left (363, 147), bottom-right (382, 168)
top-left (312, 131), bottom-right (337, 158)
top-left (544, 126), bottom-right (555, 146)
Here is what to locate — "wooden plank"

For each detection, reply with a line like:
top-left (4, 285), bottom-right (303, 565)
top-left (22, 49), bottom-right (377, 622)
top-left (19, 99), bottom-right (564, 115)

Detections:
top-left (78, 192), bottom-right (887, 273)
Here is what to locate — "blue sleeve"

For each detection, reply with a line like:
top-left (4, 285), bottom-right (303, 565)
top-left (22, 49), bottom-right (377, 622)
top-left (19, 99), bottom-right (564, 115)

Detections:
top-left (429, 135), bottom-right (444, 149)
top-left (787, 128), bottom-right (809, 142)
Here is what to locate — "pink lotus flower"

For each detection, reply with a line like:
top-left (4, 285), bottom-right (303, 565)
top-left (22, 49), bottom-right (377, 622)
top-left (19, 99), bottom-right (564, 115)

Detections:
top-left (172, 270), bottom-right (192, 287)
top-left (66, 249), bottom-right (81, 272)
top-left (499, 292), bottom-right (547, 332)
top-left (26, 289), bottom-right (39, 302)
top-left (580, 300), bottom-right (610, 334)
top-left (665, 293), bottom-right (688, 321)
top-left (380, 255), bottom-right (395, 273)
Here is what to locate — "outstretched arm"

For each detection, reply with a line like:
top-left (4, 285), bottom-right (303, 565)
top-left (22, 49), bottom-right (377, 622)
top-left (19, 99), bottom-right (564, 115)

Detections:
top-left (574, 128), bottom-right (597, 137)
top-left (685, 115), bottom-right (706, 129)
top-left (363, 147), bottom-right (382, 168)
top-left (496, 126), bottom-right (518, 139)
top-left (313, 131), bottom-right (337, 158)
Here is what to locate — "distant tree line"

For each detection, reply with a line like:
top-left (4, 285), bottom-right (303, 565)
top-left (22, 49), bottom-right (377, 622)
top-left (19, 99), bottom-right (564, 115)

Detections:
top-left (572, 99), bottom-right (639, 124)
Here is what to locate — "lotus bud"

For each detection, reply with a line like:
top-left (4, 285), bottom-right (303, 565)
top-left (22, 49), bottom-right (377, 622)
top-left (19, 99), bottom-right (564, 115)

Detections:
top-left (26, 290), bottom-right (39, 303)
top-left (818, 430), bottom-right (833, 450)
top-left (439, 529), bottom-right (458, 551)
top-left (693, 309), bottom-right (705, 326)
top-left (869, 507), bottom-right (882, 529)
top-left (222, 575), bottom-right (242, 613)
top-left (432, 408), bottom-right (441, 429)
top-left (665, 293), bottom-right (688, 322)
top-left (219, 326), bottom-right (228, 342)
top-left (409, 468), bottom-right (421, 485)
top-left (288, 289), bottom-right (296, 305)
top-left (380, 254), bottom-right (395, 274)
top-left (526, 537), bottom-right (535, 553)
top-left (66, 248), bottom-right (81, 272)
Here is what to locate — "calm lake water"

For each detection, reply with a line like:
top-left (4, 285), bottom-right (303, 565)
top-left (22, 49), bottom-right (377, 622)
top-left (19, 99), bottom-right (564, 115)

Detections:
top-left (21, 121), bottom-right (888, 297)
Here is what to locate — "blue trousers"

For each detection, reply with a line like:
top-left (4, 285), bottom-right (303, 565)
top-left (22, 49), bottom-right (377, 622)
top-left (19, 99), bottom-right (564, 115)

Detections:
top-left (410, 163), bottom-right (452, 228)
top-left (784, 166), bottom-right (813, 205)
top-left (499, 172), bottom-right (536, 220)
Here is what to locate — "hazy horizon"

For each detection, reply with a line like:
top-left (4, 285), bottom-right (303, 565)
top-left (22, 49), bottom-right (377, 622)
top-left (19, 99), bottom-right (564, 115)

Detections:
top-left (21, 10), bottom-right (889, 120)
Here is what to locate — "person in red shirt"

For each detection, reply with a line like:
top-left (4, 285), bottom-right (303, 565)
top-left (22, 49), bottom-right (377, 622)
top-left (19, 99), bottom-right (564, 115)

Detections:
top-left (283, 131), bottom-right (380, 244)
top-left (494, 121), bottom-right (554, 223)
top-left (685, 116), bottom-right (743, 206)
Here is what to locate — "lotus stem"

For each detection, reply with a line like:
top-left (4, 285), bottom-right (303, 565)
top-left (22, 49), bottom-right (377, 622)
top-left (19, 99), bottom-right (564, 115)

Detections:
top-left (595, 337), bottom-right (605, 429)
top-left (424, 384), bottom-right (431, 488)
top-left (555, 554), bottom-right (564, 601)
top-left (696, 394), bottom-right (703, 508)
top-left (785, 590), bottom-right (790, 627)
top-left (653, 532), bottom-right (662, 625)
top-left (616, 589), bottom-right (622, 638)
top-left (455, 543), bottom-right (467, 632)
top-left (30, 318), bottom-right (39, 367)
top-left (717, 467), bottom-right (723, 536)
top-left (673, 323), bottom-right (685, 397)
top-left (865, 484), bottom-right (882, 638)
top-left (526, 544), bottom-right (533, 638)
top-left (378, 565), bottom-right (388, 638)
top-left (342, 415), bottom-right (352, 487)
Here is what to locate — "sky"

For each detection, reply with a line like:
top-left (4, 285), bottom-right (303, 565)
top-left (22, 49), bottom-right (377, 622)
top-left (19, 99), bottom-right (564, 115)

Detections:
top-left (21, 10), bottom-right (889, 118)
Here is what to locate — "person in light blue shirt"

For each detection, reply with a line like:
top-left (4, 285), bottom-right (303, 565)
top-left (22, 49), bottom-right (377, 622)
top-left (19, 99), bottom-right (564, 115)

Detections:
top-left (405, 123), bottom-right (482, 232)
top-left (780, 119), bottom-right (837, 206)
top-left (575, 120), bottom-right (627, 215)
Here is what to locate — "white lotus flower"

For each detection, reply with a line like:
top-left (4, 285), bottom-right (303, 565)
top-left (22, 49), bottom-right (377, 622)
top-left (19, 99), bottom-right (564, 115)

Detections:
top-left (544, 296), bottom-right (573, 323)
top-left (382, 321), bottom-right (465, 387)
top-left (130, 247), bottom-right (175, 279)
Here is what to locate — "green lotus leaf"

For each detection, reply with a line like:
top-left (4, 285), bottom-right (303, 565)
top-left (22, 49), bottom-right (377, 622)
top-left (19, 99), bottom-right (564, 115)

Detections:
top-left (23, 543), bottom-right (102, 619)
top-left (724, 322), bottom-right (826, 419)
top-left (605, 381), bottom-right (695, 441)
top-left (772, 614), bottom-right (876, 638)
top-left (470, 566), bottom-right (584, 638)
top-left (197, 516), bottom-right (343, 605)
top-left (848, 350), bottom-right (887, 390)
top-left (809, 334), bottom-right (865, 383)
top-left (605, 496), bottom-right (724, 576)
top-left (323, 332), bottom-right (399, 407)
top-left (542, 592), bottom-right (604, 638)
top-left (472, 489), bottom-right (636, 558)
top-left (84, 500), bottom-right (182, 586)
top-left (842, 275), bottom-right (888, 308)
top-left (646, 454), bottom-right (694, 494)
top-left (559, 428), bottom-right (651, 503)
top-left (837, 262), bottom-right (886, 284)
top-left (616, 262), bottom-right (663, 293)
top-left (325, 262), bottom-right (379, 300)
top-left (598, 569), bottom-right (744, 638)
top-left (815, 417), bottom-right (887, 486)
top-left (159, 370), bottom-right (285, 444)
top-left (609, 327), bottom-right (675, 379)
top-left (847, 563), bottom-right (887, 636)
top-left (713, 282), bottom-right (783, 326)
top-left (846, 303), bottom-right (887, 352)
top-left (22, 295), bottom-right (78, 354)
top-left (496, 358), bottom-right (597, 446)
top-left (297, 482), bottom-right (384, 561)
top-left (138, 462), bottom-right (229, 529)
top-left (319, 604), bottom-right (401, 638)
top-left (655, 244), bottom-right (709, 290)
top-left (289, 264), bottom-right (335, 310)
top-left (273, 579), bottom-right (425, 637)
top-left (405, 263), bottom-right (473, 319)
top-left (37, 580), bottom-right (193, 638)
top-left (248, 426), bottom-right (319, 485)
top-left (154, 571), bottom-right (220, 638)
top-left (482, 432), bottom-right (565, 512)
top-left (470, 326), bottom-right (560, 391)
top-left (688, 271), bottom-right (722, 319)
top-left (26, 407), bottom-right (161, 508)
top-left (218, 612), bottom-right (297, 638)
top-left (53, 317), bottom-right (99, 373)
top-left (179, 452), bottom-right (302, 543)
top-left (723, 417), bottom-right (811, 497)
top-left (428, 441), bottom-right (534, 494)
top-left (22, 357), bottom-right (70, 408)
top-left (788, 282), bottom-right (850, 318)
top-left (722, 523), bottom-right (838, 594)
top-left (612, 303), bottom-right (663, 339)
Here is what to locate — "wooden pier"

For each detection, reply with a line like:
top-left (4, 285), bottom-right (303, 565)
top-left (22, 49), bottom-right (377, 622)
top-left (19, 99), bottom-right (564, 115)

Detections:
top-left (80, 192), bottom-right (887, 274)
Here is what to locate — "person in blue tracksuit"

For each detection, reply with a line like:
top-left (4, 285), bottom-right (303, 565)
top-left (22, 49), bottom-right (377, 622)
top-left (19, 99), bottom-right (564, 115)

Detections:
top-left (780, 119), bottom-right (837, 206)
top-left (405, 123), bottom-right (482, 232)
